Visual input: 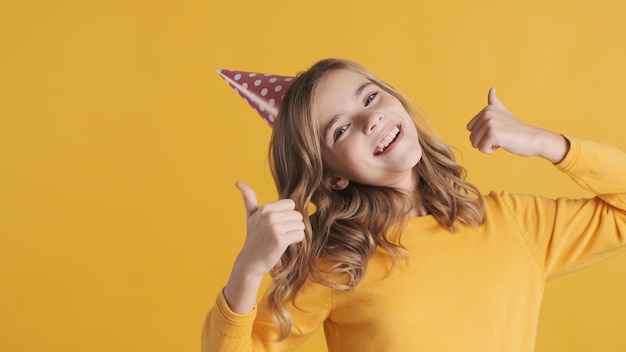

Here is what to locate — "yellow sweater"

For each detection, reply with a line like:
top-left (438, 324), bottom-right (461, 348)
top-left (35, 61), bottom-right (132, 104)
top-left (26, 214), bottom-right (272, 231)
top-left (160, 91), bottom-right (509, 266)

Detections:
top-left (203, 136), bottom-right (626, 351)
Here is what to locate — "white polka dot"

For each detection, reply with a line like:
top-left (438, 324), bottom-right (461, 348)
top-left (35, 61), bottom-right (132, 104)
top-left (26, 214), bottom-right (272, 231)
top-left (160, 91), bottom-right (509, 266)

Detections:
top-left (285, 77), bottom-right (293, 81)
top-left (269, 78), bottom-right (277, 83)
top-left (261, 88), bottom-right (268, 96)
top-left (254, 79), bottom-right (262, 86)
top-left (269, 114), bottom-right (275, 122)
top-left (250, 94), bottom-right (256, 102)
top-left (234, 73), bottom-right (241, 81)
top-left (242, 82), bottom-right (248, 89)
top-left (280, 95), bottom-right (285, 100)
top-left (274, 85), bottom-right (282, 92)
top-left (259, 105), bottom-right (265, 112)
top-left (249, 73), bottom-right (257, 77)
top-left (269, 98), bottom-right (275, 106)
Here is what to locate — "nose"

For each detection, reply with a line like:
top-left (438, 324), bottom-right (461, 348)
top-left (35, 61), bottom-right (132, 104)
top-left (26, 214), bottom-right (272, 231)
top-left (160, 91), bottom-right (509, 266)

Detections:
top-left (363, 112), bottom-right (383, 135)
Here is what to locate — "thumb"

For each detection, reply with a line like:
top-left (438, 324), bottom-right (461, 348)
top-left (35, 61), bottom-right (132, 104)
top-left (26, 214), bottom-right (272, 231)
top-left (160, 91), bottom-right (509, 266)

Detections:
top-left (488, 87), bottom-right (507, 110)
top-left (235, 181), bottom-right (259, 217)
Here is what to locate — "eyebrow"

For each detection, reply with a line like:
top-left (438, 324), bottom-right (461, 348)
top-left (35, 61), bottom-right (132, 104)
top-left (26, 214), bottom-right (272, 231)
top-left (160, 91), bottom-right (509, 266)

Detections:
top-left (354, 81), bottom-right (373, 99)
top-left (322, 81), bottom-right (374, 141)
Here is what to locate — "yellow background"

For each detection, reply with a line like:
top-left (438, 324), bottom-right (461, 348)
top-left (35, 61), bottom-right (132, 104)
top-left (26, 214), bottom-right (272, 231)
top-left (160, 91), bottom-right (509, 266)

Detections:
top-left (1, 0), bottom-right (625, 351)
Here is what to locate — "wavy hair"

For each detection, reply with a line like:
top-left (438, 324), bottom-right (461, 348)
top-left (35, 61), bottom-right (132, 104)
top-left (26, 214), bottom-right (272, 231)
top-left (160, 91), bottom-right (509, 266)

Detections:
top-left (267, 58), bottom-right (485, 339)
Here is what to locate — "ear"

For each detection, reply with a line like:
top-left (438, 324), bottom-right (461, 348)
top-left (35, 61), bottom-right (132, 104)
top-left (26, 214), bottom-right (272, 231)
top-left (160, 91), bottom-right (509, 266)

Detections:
top-left (324, 174), bottom-right (349, 190)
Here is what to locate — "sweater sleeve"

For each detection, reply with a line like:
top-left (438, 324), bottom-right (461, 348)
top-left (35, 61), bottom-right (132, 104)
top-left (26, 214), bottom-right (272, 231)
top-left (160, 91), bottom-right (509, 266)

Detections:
top-left (202, 279), bottom-right (332, 352)
top-left (556, 135), bottom-right (626, 209)
top-left (501, 135), bottom-right (626, 280)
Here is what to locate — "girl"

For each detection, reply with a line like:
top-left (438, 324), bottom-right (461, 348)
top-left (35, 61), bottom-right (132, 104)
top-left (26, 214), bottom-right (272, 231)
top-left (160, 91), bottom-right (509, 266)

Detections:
top-left (203, 59), bottom-right (626, 351)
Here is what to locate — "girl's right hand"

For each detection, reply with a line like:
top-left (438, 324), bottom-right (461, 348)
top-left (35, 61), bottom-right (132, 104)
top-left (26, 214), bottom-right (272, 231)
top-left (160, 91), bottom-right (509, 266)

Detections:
top-left (233, 181), bottom-right (306, 278)
top-left (223, 182), bottom-right (305, 313)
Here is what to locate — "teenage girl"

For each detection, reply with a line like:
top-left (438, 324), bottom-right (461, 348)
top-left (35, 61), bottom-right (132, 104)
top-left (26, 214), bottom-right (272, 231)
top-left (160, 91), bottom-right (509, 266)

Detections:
top-left (203, 58), bottom-right (626, 351)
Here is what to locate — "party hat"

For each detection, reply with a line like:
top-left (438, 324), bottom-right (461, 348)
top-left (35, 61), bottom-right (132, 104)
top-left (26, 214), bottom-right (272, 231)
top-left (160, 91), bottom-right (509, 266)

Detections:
top-left (217, 69), bottom-right (295, 127)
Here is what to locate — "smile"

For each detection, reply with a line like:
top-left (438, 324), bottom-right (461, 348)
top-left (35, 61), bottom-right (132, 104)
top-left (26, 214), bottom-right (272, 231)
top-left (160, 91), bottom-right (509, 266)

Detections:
top-left (374, 126), bottom-right (400, 155)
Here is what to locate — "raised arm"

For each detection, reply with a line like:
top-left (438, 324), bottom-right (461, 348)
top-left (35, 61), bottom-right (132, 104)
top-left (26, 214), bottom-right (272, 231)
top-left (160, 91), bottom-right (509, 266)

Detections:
top-left (467, 88), bottom-right (626, 278)
top-left (225, 182), bottom-right (305, 313)
top-left (202, 182), bottom-right (305, 352)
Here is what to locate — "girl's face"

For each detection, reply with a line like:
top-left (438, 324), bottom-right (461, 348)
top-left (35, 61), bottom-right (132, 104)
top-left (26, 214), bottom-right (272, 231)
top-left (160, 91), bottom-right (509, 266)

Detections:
top-left (315, 69), bottom-right (423, 192)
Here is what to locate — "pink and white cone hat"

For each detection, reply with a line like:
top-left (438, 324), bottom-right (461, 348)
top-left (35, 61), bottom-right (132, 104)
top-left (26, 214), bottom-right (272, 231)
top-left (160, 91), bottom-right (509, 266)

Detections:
top-left (216, 69), bottom-right (295, 127)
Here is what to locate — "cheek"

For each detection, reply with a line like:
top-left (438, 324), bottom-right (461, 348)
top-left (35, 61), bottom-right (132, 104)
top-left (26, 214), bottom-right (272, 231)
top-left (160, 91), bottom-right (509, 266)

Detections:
top-left (341, 142), bottom-right (366, 164)
top-left (325, 144), bottom-right (361, 173)
top-left (322, 147), bottom-right (348, 171)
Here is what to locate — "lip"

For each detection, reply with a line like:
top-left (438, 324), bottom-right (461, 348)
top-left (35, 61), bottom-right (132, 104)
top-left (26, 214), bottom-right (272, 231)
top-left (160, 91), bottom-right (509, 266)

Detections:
top-left (374, 124), bottom-right (402, 156)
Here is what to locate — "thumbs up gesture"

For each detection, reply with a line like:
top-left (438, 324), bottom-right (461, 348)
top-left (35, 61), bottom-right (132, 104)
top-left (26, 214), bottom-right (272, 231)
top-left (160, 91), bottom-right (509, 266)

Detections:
top-left (233, 182), bottom-right (306, 277)
top-left (221, 182), bottom-right (306, 314)
top-left (466, 88), bottom-right (568, 163)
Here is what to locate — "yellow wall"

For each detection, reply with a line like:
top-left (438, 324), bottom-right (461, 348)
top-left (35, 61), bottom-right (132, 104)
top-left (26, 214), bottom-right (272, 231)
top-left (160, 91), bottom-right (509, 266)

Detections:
top-left (1, 0), bottom-right (625, 351)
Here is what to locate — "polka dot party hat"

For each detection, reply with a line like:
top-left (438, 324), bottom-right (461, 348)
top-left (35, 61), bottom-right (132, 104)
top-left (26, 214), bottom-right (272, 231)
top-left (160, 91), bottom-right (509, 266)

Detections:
top-left (216, 69), bottom-right (295, 127)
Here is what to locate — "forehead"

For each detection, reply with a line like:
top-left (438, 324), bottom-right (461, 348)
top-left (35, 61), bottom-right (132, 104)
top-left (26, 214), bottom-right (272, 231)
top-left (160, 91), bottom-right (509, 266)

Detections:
top-left (316, 69), bottom-right (368, 100)
top-left (315, 69), bottom-right (371, 118)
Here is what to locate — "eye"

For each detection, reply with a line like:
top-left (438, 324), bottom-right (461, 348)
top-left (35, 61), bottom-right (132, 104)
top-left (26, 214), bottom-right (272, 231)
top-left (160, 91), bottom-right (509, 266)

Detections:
top-left (365, 92), bottom-right (378, 106)
top-left (334, 125), bottom-right (348, 141)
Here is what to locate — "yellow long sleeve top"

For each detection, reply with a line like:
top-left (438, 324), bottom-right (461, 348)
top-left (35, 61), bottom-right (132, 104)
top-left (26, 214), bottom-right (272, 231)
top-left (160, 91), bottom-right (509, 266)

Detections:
top-left (203, 136), bottom-right (626, 352)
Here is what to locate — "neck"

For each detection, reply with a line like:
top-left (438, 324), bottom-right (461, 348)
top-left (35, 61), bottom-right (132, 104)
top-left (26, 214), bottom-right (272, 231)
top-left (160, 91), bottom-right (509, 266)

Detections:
top-left (405, 172), bottom-right (428, 217)
top-left (408, 198), bottom-right (428, 217)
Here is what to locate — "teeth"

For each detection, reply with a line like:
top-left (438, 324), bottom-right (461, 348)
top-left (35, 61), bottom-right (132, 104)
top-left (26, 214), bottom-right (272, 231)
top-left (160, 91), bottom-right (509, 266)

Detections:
top-left (376, 127), bottom-right (400, 154)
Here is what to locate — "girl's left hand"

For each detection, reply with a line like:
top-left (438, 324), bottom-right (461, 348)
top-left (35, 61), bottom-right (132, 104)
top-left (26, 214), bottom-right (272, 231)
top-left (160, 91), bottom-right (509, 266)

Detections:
top-left (466, 88), bottom-right (569, 163)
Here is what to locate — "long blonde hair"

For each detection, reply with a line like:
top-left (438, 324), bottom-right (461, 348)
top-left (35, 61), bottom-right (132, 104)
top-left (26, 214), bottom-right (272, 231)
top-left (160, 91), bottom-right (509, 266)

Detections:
top-left (267, 58), bottom-right (485, 339)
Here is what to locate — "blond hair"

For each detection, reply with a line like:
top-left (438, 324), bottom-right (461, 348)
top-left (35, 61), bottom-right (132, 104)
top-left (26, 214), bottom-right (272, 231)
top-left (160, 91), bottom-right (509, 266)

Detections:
top-left (267, 58), bottom-right (485, 339)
